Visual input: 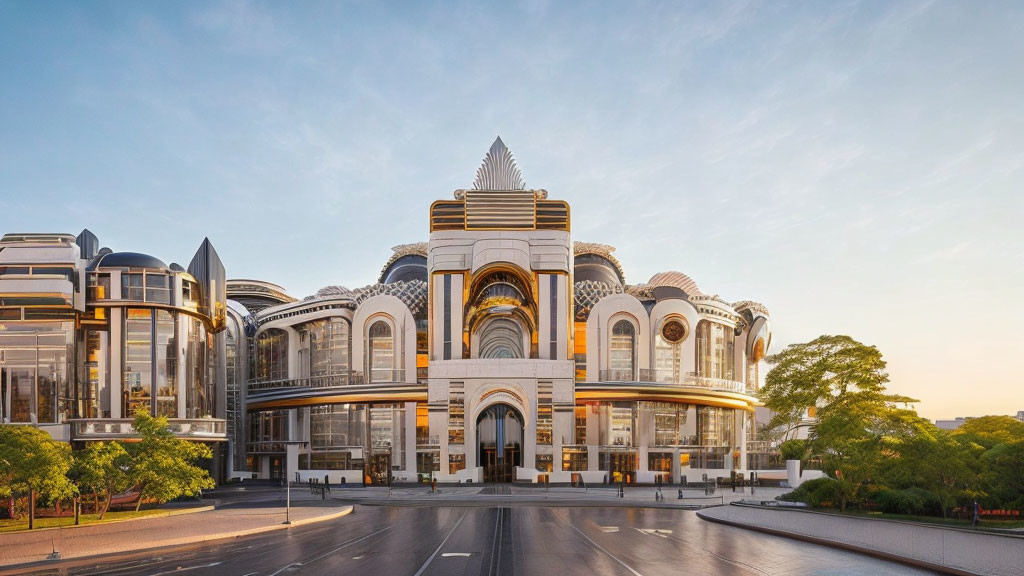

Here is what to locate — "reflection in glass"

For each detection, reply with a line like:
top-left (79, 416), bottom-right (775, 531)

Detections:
top-left (124, 309), bottom-right (152, 416)
top-left (368, 321), bottom-right (394, 382)
top-left (696, 320), bottom-right (735, 380)
top-left (256, 329), bottom-right (288, 381)
top-left (609, 319), bottom-right (635, 379)
top-left (155, 310), bottom-right (176, 417)
top-left (122, 273), bottom-right (144, 301)
top-left (307, 318), bottom-right (349, 377)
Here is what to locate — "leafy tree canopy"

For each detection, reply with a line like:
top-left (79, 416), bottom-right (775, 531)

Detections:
top-left (124, 411), bottom-right (214, 510)
top-left (761, 335), bottom-right (916, 436)
top-left (0, 425), bottom-right (77, 504)
top-left (71, 441), bottom-right (130, 518)
top-left (953, 416), bottom-right (1024, 449)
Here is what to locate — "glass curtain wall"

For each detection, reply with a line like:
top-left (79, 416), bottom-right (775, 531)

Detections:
top-left (598, 402), bottom-right (635, 447)
top-left (123, 309), bottom-right (153, 416)
top-left (185, 316), bottom-right (216, 418)
top-left (696, 320), bottom-right (735, 380)
top-left (154, 310), bottom-right (176, 417)
top-left (307, 403), bottom-right (413, 471)
top-left (256, 329), bottom-right (288, 382)
top-left (306, 318), bottom-right (350, 379)
top-left (0, 322), bottom-right (72, 423)
top-left (124, 309), bottom-right (179, 417)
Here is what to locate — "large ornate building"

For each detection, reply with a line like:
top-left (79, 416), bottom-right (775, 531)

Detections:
top-left (1, 138), bottom-right (772, 485)
top-left (0, 232), bottom-right (230, 477)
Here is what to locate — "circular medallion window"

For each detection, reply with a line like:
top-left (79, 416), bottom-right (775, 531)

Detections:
top-left (661, 319), bottom-right (687, 343)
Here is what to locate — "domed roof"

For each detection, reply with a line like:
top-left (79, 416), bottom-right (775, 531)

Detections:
top-left (92, 251), bottom-right (169, 271)
top-left (647, 271), bottom-right (705, 297)
top-left (379, 243), bottom-right (428, 284)
top-left (574, 242), bottom-right (625, 286)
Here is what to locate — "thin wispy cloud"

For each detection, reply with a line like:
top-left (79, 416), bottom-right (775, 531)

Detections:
top-left (1, 0), bottom-right (1021, 419)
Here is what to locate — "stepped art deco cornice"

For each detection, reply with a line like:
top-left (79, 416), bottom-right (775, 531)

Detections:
top-left (433, 136), bottom-right (566, 232)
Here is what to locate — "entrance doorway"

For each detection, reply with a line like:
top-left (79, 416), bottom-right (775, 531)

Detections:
top-left (367, 452), bottom-right (391, 485)
top-left (477, 403), bottom-right (523, 483)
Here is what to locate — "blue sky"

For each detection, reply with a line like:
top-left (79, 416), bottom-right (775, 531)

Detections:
top-left (1, 1), bottom-right (1022, 420)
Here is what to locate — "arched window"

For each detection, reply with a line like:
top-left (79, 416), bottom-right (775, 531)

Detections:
top-left (696, 320), bottom-right (735, 381)
top-left (368, 320), bottom-right (395, 382)
top-left (256, 328), bottom-right (288, 382)
top-left (608, 319), bottom-right (636, 380)
top-left (478, 318), bottom-right (524, 359)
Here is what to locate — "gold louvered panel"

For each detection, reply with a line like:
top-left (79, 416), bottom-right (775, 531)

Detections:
top-left (536, 200), bottom-right (570, 231)
top-left (465, 190), bottom-right (536, 230)
top-left (430, 201), bottom-right (466, 231)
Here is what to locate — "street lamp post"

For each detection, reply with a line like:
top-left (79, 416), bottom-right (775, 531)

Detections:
top-left (280, 442), bottom-right (307, 526)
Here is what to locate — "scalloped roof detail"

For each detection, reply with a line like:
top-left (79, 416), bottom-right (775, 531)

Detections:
top-left (647, 271), bottom-right (705, 297)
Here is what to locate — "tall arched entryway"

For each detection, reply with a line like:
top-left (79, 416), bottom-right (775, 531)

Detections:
top-left (477, 403), bottom-right (523, 483)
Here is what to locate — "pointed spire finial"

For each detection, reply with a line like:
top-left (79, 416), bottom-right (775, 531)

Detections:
top-left (472, 136), bottom-right (525, 190)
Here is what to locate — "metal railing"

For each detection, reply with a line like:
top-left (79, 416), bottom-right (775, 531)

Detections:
top-left (597, 369), bottom-right (746, 394)
top-left (247, 374), bottom-right (351, 394)
top-left (71, 418), bottom-right (227, 440)
top-left (351, 369), bottom-right (407, 385)
top-left (416, 434), bottom-right (440, 447)
top-left (247, 370), bottom-right (412, 395)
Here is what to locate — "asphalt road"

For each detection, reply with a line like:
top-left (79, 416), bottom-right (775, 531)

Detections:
top-left (5, 505), bottom-right (938, 576)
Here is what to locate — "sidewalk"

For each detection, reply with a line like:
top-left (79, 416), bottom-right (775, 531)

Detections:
top-left (698, 503), bottom-right (1024, 576)
top-left (0, 492), bottom-right (352, 568)
top-left (328, 484), bottom-right (790, 508)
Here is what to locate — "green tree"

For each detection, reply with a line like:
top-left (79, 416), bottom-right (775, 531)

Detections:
top-left (763, 336), bottom-right (918, 512)
top-left (72, 441), bottom-right (129, 519)
top-left (953, 416), bottom-right (1024, 449)
top-left (980, 440), bottom-right (1024, 512)
top-left (124, 411), bottom-right (215, 511)
top-left (877, 415), bottom-right (977, 517)
top-left (761, 335), bottom-right (915, 438)
top-left (0, 425), bottom-right (77, 519)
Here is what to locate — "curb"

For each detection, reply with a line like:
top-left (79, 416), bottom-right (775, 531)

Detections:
top-left (0, 505), bottom-right (354, 570)
top-left (729, 501), bottom-right (1024, 537)
top-left (696, 507), bottom-right (977, 576)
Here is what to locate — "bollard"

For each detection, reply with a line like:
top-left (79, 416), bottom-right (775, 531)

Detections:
top-left (678, 489), bottom-right (683, 500)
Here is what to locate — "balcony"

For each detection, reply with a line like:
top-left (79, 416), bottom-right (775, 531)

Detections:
top-left (352, 369), bottom-right (407, 385)
top-left (247, 374), bottom-right (351, 395)
top-left (246, 370), bottom-right (414, 396)
top-left (597, 369), bottom-right (747, 394)
top-left (71, 418), bottom-right (227, 441)
top-left (416, 434), bottom-right (441, 448)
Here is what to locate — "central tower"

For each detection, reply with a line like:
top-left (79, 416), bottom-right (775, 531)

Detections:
top-left (427, 137), bottom-right (575, 482)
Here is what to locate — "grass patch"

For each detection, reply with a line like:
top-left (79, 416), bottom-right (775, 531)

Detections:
top-left (836, 509), bottom-right (1024, 529)
top-left (0, 509), bottom-right (168, 533)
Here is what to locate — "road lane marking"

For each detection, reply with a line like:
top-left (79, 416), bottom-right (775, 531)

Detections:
top-left (268, 525), bottom-right (393, 576)
top-left (634, 528), bottom-right (671, 538)
top-left (149, 561), bottom-right (221, 575)
top-left (558, 516), bottom-right (644, 576)
top-left (599, 525), bottom-right (619, 533)
top-left (442, 553), bottom-right (472, 557)
top-left (412, 511), bottom-right (468, 576)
